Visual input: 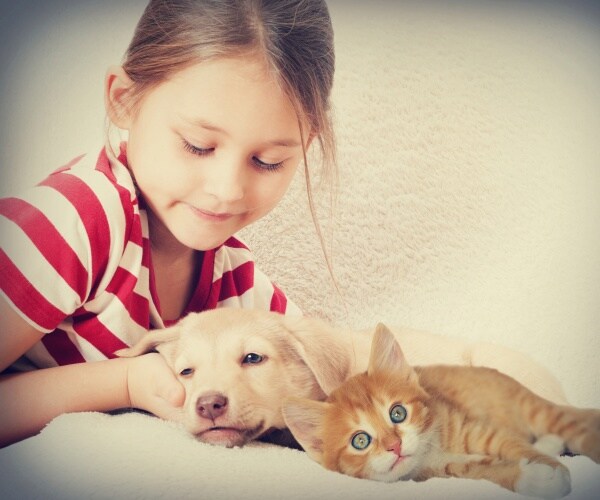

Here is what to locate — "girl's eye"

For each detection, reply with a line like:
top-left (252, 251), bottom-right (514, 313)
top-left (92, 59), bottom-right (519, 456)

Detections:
top-left (182, 139), bottom-right (213, 157)
top-left (252, 156), bottom-right (284, 172)
top-left (351, 431), bottom-right (371, 450)
top-left (183, 139), bottom-right (284, 172)
top-left (242, 353), bottom-right (264, 365)
top-left (179, 368), bottom-right (194, 377)
top-left (390, 404), bottom-right (407, 423)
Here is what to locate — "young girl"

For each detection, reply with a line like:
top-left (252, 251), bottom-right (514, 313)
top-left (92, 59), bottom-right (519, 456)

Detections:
top-left (0, 0), bottom-right (335, 447)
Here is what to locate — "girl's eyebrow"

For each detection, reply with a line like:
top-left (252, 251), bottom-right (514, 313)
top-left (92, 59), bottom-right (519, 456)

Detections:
top-left (180, 115), bottom-right (301, 148)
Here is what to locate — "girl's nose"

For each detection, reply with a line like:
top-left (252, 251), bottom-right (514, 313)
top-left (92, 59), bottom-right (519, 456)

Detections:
top-left (203, 156), bottom-right (245, 203)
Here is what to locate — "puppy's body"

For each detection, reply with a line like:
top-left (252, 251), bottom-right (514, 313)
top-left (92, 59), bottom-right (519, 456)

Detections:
top-left (118, 309), bottom-right (566, 447)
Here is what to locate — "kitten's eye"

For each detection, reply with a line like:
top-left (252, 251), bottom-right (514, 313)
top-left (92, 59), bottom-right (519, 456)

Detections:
top-left (351, 432), bottom-right (371, 450)
top-left (242, 353), bottom-right (264, 365)
top-left (179, 368), bottom-right (194, 377)
top-left (390, 404), bottom-right (407, 423)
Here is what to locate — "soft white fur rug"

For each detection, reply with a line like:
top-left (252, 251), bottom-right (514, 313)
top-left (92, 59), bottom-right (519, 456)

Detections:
top-left (0, 411), bottom-right (598, 500)
top-left (1, 1), bottom-right (599, 498)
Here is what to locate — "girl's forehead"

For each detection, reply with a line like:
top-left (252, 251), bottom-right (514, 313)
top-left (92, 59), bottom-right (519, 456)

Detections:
top-left (138, 56), bottom-right (309, 144)
top-left (147, 57), bottom-right (284, 112)
top-left (172, 54), bottom-right (276, 86)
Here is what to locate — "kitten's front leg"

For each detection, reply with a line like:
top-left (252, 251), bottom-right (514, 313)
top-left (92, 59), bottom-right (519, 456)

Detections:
top-left (514, 458), bottom-right (571, 499)
top-left (458, 420), bottom-right (574, 497)
top-left (431, 457), bottom-right (571, 499)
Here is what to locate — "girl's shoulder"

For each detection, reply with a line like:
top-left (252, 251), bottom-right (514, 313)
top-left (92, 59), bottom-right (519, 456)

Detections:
top-left (45, 146), bottom-right (137, 207)
top-left (32, 146), bottom-right (139, 228)
top-left (0, 146), bottom-right (142, 331)
top-left (1, 145), bottom-right (140, 261)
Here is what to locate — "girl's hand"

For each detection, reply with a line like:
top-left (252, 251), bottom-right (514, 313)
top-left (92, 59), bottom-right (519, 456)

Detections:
top-left (126, 353), bottom-right (185, 423)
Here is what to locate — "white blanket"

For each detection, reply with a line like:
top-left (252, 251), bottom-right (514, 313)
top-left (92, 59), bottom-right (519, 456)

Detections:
top-left (1, 1), bottom-right (599, 498)
top-left (1, 411), bottom-right (599, 500)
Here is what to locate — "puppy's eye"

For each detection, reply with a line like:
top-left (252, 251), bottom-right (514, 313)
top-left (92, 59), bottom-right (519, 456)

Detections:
top-left (179, 368), bottom-right (194, 377)
top-left (242, 353), bottom-right (264, 365)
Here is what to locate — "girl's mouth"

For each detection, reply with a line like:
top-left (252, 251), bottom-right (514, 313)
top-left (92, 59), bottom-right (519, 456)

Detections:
top-left (190, 206), bottom-right (235, 222)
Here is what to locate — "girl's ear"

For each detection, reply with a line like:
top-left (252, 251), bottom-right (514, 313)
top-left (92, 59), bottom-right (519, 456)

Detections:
top-left (104, 65), bottom-right (135, 129)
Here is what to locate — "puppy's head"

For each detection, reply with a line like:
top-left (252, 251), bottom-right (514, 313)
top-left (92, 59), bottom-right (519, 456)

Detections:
top-left (117, 309), bottom-right (352, 448)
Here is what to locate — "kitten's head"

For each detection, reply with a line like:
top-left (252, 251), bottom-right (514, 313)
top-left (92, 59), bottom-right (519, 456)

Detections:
top-left (282, 324), bottom-right (435, 482)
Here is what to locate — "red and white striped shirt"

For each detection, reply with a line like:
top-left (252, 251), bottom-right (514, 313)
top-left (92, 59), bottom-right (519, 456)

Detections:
top-left (0, 147), bottom-right (300, 370)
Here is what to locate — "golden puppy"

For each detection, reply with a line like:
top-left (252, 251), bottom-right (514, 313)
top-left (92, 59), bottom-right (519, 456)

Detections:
top-left (116, 308), bottom-right (354, 448)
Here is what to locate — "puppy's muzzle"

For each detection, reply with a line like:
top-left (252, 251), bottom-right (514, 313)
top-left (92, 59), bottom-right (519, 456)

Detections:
top-left (196, 392), bottom-right (228, 420)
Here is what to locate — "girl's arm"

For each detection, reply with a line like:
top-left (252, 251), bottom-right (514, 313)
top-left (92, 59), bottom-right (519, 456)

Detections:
top-left (0, 297), bottom-right (185, 448)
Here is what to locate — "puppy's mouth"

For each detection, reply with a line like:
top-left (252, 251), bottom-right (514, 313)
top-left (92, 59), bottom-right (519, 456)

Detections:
top-left (196, 422), bottom-right (265, 448)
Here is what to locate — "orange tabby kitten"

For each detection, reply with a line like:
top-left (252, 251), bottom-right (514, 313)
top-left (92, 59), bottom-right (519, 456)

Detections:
top-left (283, 324), bottom-right (600, 498)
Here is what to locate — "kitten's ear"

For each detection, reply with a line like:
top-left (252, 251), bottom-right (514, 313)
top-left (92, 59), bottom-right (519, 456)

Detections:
top-left (368, 323), bottom-right (412, 377)
top-left (282, 397), bottom-right (329, 464)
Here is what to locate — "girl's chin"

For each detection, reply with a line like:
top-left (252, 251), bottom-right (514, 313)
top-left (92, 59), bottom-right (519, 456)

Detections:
top-left (179, 235), bottom-right (233, 252)
top-left (177, 223), bottom-right (246, 251)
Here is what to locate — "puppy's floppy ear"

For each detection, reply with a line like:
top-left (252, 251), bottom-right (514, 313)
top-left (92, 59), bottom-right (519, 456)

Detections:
top-left (283, 316), bottom-right (352, 395)
top-left (282, 397), bottom-right (329, 464)
top-left (115, 324), bottom-right (181, 359)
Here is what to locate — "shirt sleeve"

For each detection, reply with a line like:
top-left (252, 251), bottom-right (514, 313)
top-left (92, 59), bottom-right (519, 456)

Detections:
top-left (0, 159), bottom-right (132, 332)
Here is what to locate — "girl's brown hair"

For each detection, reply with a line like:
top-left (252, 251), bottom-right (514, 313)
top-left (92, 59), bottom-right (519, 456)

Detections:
top-left (117, 0), bottom-right (337, 276)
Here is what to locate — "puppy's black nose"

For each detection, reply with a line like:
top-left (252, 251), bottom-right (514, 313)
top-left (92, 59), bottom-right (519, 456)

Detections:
top-left (196, 392), bottom-right (228, 420)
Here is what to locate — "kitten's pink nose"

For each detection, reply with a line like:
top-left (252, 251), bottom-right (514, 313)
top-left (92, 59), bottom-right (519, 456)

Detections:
top-left (387, 441), bottom-right (402, 457)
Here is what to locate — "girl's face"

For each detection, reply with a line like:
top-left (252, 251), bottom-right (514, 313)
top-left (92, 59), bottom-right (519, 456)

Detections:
top-left (113, 56), bottom-right (306, 252)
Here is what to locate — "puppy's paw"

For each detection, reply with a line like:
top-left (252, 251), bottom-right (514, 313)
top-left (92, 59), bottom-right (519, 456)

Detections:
top-left (515, 460), bottom-right (571, 499)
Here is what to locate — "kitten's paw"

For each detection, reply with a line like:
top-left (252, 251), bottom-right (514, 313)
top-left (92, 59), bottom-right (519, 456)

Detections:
top-left (516, 460), bottom-right (571, 499)
top-left (533, 435), bottom-right (564, 456)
